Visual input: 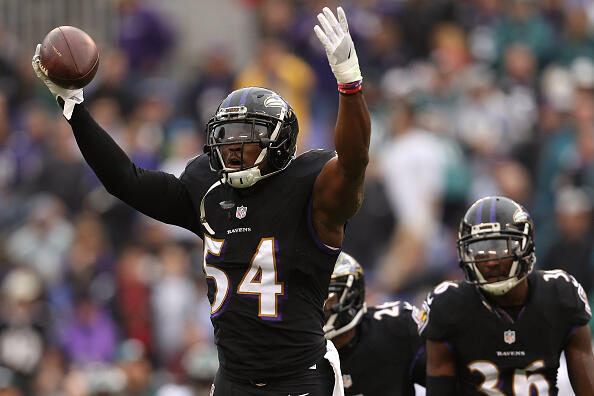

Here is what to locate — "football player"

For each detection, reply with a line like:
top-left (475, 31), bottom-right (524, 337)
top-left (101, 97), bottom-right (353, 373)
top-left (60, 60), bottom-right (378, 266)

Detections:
top-left (32, 7), bottom-right (370, 396)
top-left (324, 252), bottom-right (426, 395)
top-left (419, 196), bottom-right (594, 395)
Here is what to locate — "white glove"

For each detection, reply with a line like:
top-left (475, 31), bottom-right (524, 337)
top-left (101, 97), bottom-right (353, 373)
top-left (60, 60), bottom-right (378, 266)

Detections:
top-left (32, 44), bottom-right (84, 120)
top-left (314, 6), bottom-right (362, 84)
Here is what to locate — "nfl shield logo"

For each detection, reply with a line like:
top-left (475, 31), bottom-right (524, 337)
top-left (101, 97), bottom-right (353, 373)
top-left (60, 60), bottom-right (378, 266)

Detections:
top-left (236, 205), bottom-right (247, 219)
top-left (342, 374), bottom-right (352, 388)
top-left (504, 330), bottom-right (516, 344)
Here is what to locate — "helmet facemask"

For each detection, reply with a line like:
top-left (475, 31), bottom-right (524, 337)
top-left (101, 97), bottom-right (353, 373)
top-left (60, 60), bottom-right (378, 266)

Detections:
top-left (323, 254), bottom-right (366, 340)
top-left (458, 223), bottom-right (535, 296)
top-left (206, 101), bottom-right (297, 189)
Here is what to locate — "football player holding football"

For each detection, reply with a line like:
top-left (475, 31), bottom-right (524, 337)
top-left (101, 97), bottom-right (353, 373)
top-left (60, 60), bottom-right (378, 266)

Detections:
top-left (419, 196), bottom-right (594, 395)
top-left (32, 6), bottom-right (370, 396)
top-left (324, 252), bottom-right (426, 395)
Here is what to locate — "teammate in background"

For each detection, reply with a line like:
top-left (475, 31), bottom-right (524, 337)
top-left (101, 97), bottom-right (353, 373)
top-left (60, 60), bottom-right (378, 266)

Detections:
top-left (32, 6), bottom-right (370, 396)
top-left (419, 196), bottom-right (594, 395)
top-left (324, 252), bottom-right (426, 396)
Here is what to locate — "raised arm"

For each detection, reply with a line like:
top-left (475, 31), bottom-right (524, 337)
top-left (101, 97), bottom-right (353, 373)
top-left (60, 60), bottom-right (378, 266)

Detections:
top-left (565, 324), bottom-right (594, 395)
top-left (312, 7), bottom-right (371, 248)
top-left (32, 46), bottom-right (200, 233)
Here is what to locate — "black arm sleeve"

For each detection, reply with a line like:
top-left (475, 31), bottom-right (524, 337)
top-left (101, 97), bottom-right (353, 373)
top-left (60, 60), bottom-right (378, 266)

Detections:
top-left (426, 376), bottom-right (457, 396)
top-left (68, 104), bottom-right (201, 233)
top-left (410, 345), bottom-right (427, 386)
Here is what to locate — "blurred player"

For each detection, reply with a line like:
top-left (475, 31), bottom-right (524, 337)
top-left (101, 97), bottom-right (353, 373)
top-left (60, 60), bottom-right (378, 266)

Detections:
top-left (324, 252), bottom-right (426, 395)
top-left (419, 196), bottom-right (594, 395)
top-left (32, 6), bottom-right (370, 396)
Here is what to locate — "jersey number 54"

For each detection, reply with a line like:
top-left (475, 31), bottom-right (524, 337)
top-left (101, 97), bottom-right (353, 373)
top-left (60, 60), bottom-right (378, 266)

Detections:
top-left (203, 235), bottom-right (284, 318)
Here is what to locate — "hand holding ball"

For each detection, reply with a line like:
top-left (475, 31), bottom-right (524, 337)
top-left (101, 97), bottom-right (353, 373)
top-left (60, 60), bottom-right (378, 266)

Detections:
top-left (38, 26), bottom-right (99, 89)
top-left (32, 26), bottom-right (98, 119)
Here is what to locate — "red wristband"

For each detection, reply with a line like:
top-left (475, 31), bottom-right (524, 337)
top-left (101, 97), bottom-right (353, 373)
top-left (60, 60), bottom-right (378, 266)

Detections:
top-left (337, 80), bottom-right (362, 94)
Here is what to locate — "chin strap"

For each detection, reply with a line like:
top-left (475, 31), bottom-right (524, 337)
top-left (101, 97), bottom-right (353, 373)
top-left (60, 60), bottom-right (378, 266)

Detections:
top-left (224, 168), bottom-right (261, 189)
top-left (474, 259), bottom-right (524, 296)
top-left (224, 166), bottom-right (287, 189)
top-left (199, 170), bottom-right (286, 234)
top-left (200, 180), bottom-right (223, 235)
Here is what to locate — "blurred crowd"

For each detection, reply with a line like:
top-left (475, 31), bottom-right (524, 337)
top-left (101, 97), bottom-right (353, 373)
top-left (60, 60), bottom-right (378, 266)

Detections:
top-left (0, 0), bottom-right (593, 394)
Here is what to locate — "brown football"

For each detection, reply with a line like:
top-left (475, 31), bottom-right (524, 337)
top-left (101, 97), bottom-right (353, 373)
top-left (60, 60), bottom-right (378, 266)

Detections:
top-left (39, 26), bottom-right (99, 89)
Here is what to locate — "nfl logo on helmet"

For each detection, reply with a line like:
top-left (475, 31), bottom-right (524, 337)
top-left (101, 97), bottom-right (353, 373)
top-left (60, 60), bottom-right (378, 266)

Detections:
top-left (236, 205), bottom-right (247, 219)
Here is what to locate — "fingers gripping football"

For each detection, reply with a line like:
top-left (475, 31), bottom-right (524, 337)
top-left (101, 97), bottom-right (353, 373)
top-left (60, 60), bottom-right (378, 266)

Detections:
top-left (314, 7), bottom-right (362, 84)
top-left (32, 44), bottom-right (84, 120)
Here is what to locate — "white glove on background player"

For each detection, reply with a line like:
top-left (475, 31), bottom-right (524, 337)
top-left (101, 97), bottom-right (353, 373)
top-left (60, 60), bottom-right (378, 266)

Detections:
top-left (314, 6), bottom-right (362, 84)
top-left (32, 44), bottom-right (84, 120)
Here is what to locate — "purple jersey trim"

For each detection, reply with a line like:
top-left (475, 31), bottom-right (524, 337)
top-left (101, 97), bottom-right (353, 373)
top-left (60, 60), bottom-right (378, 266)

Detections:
top-left (209, 277), bottom-right (231, 319)
top-left (307, 198), bottom-right (342, 255)
top-left (566, 325), bottom-right (580, 344)
top-left (408, 344), bottom-right (426, 380)
top-left (206, 242), bottom-right (232, 318)
top-left (235, 292), bottom-right (284, 322)
top-left (235, 238), bottom-right (285, 322)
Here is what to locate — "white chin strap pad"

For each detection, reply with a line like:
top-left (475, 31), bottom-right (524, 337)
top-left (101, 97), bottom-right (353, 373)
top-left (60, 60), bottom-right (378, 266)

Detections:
top-left (479, 276), bottom-right (523, 296)
top-left (225, 169), bottom-right (260, 188)
top-left (473, 260), bottom-right (522, 296)
top-left (225, 166), bottom-right (286, 189)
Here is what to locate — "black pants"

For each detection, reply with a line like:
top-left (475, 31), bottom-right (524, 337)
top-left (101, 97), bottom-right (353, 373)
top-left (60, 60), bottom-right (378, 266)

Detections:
top-left (211, 357), bottom-right (335, 396)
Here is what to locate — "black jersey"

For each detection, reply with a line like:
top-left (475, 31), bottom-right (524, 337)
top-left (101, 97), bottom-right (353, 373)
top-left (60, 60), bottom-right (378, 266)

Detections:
top-left (419, 270), bottom-right (592, 396)
top-left (180, 149), bottom-right (339, 380)
top-left (66, 105), bottom-right (339, 381)
top-left (338, 301), bottom-right (426, 396)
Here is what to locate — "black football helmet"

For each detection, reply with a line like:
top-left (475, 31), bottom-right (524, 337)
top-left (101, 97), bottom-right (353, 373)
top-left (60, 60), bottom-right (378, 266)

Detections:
top-left (323, 252), bottom-right (366, 339)
top-left (458, 196), bottom-right (536, 296)
top-left (204, 87), bottom-right (298, 188)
